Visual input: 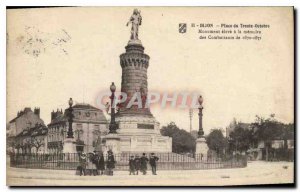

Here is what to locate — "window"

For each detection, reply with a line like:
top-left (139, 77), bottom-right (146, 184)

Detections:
top-left (76, 124), bottom-right (83, 129)
top-left (94, 125), bottom-right (100, 130)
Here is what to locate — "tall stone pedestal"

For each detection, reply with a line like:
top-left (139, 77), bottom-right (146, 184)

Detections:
top-left (63, 137), bottom-right (77, 153)
top-left (113, 39), bottom-right (172, 153)
top-left (104, 134), bottom-right (121, 155)
top-left (195, 137), bottom-right (209, 160)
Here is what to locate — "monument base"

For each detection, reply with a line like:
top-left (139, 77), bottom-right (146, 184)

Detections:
top-left (195, 137), bottom-right (209, 160)
top-left (128, 39), bottom-right (142, 45)
top-left (115, 115), bottom-right (172, 153)
top-left (104, 134), bottom-right (121, 155)
top-left (63, 137), bottom-right (77, 153)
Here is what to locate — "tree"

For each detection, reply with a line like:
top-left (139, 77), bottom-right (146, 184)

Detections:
top-left (30, 137), bottom-right (44, 154)
top-left (283, 123), bottom-right (294, 148)
top-left (160, 122), bottom-right (196, 153)
top-left (190, 130), bottom-right (198, 140)
top-left (251, 114), bottom-right (285, 161)
top-left (229, 125), bottom-right (253, 153)
top-left (206, 129), bottom-right (227, 157)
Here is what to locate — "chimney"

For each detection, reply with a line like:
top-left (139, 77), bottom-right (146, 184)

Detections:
top-left (24, 107), bottom-right (31, 113)
top-left (51, 110), bottom-right (54, 121)
top-left (34, 107), bottom-right (40, 118)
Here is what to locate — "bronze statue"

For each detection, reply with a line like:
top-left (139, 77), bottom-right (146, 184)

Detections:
top-left (126, 9), bottom-right (142, 40)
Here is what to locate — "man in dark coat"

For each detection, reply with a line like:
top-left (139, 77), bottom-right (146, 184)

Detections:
top-left (149, 153), bottom-right (159, 175)
top-left (98, 152), bottom-right (105, 175)
top-left (94, 151), bottom-right (105, 175)
top-left (106, 150), bottom-right (116, 176)
top-left (134, 155), bottom-right (141, 175)
top-left (140, 153), bottom-right (149, 175)
top-left (129, 156), bottom-right (135, 175)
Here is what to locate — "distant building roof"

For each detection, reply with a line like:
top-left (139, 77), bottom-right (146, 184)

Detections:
top-left (49, 103), bottom-right (107, 126)
top-left (16, 123), bottom-right (48, 137)
top-left (48, 112), bottom-right (66, 126)
top-left (73, 103), bottom-right (102, 111)
top-left (9, 107), bottom-right (39, 123)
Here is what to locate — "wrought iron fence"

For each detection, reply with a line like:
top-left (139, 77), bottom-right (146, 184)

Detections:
top-left (9, 153), bottom-right (247, 170)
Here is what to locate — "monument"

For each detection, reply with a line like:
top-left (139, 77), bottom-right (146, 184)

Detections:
top-left (104, 9), bottom-right (172, 154)
top-left (195, 96), bottom-right (209, 159)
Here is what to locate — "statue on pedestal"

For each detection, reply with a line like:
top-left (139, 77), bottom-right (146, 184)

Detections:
top-left (126, 9), bottom-right (142, 41)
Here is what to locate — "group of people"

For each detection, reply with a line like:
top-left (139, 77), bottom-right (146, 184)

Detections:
top-left (78, 149), bottom-right (115, 176)
top-left (129, 153), bottom-right (159, 175)
top-left (77, 151), bottom-right (159, 176)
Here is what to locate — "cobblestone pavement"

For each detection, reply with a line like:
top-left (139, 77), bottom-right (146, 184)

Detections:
top-left (6, 161), bottom-right (294, 186)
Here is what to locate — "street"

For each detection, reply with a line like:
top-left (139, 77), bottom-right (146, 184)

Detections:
top-left (6, 161), bottom-right (294, 186)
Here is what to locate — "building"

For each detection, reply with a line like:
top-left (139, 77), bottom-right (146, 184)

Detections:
top-left (226, 119), bottom-right (294, 161)
top-left (13, 123), bottom-right (48, 154)
top-left (7, 107), bottom-right (47, 154)
top-left (254, 137), bottom-right (294, 161)
top-left (7, 107), bottom-right (44, 137)
top-left (47, 103), bottom-right (108, 154)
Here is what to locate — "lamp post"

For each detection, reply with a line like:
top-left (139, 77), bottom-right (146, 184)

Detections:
top-left (67, 98), bottom-right (74, 138)
top-left (195, 95), bottom-right (208, 158)
top-left (189, 109), bottom-right (193, 133)
top-left (198, 95), bottom-right (204, 138)
top-left (109, 82), bottom-right (118, 134)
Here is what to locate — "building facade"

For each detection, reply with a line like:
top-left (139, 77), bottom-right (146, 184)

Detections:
top-left (47, 103), bottom-right (108, 154)
top-left (7, 107), bottom-right (47, 154)
top-left (12, 123), bottom-right (48, 154)
top-left (7, 107), bottom-right (44, 137)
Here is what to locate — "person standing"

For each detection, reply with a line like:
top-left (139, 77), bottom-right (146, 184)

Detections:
top-left (129, 156), bottom-right (135, 175)
top-left (140, 153), bottom-right (149, 175)
top-left (106, 150), bottom-right (116, 176)
top-left (149, 153), bottom-right (159, 175)
top-left (93, 151), bottom-right (105, 175)
top-left (92, 151), bottom-right (99, 175)
top-left (97, 152), bottom-right (105, 175)
top-left (134, 155), bottom-right (141, 175)
top-left (79, 152), bottom-right (87, 176)
top-left (88, 152), bottom-right (97, 176)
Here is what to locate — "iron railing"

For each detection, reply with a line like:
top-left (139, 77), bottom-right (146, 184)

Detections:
top-left (9, 153), bottom-right (247, 170)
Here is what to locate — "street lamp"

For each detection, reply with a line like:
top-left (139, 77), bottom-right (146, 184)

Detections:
top-left (67, 98), bottom-right (74, 138)
top-left (198, 95), bottom-right (204, 138)
top-left (109, 82), bottom-right (118, 133)
top-left (189, 109), bottom-right (193, 133)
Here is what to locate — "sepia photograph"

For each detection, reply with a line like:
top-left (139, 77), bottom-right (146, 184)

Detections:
top-left (5, 6), bottom-right (294, 186)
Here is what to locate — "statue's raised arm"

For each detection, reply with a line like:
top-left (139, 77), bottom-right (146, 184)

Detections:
top-left (126, 9), bottom-right (142, 41)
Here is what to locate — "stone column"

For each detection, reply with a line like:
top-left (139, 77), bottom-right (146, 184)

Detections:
top-left (118, 41), bottom-right (153, 117)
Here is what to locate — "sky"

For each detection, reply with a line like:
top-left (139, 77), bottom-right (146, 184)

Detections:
top-left (6, 7), bottom-right (294, 134)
